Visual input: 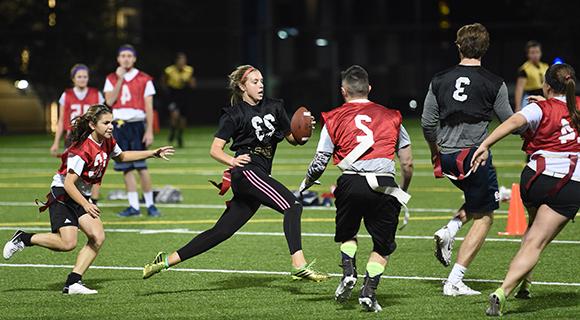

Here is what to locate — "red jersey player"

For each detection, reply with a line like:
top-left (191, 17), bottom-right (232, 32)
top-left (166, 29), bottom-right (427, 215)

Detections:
top-left (300, 65), bottom-right (413, 312)
top-left (104, 44), bottom-right (160, 217)
top-left (51, 64), bottom-right (105, 203)
top-left (470, 63), bottom-right (580, 316)
top-left (3, 104), bottom-right (174, 295)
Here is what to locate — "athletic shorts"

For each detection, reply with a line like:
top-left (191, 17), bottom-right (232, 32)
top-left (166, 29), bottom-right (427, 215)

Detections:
top-left (112, 120), bottom-right (147, 172)
top-left (520, 166), bottom-right (580, 219)
top-left (440, 148), bottom-right (499, 214)
top-left (333, 174), bottom-right (401, 257)
top-left (48, 187), bottom-right (88, 233)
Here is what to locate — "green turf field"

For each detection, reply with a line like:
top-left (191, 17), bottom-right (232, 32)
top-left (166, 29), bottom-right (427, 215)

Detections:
top-left (0, 119), bottom-right (578, 320)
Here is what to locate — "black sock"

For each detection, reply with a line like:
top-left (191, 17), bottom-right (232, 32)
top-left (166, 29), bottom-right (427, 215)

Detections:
top-left (20, 232), bottom-right (34, 247)
top-left (65, 272), bottom-right (82, 286)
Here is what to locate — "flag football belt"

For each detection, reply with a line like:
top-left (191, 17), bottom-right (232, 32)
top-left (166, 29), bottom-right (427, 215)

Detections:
top-left (432, 148), bottom-right (473, 180)
top-left (525, 153), bottom-right (578, 197)
top-left (35, 190), bottom-right (66, 213)
top-left (209, 169), bottom-right (232, 196)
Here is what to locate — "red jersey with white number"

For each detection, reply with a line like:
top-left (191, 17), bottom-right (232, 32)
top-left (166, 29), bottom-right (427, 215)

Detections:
top-left (51, 136), bottom-right (122, 196)
top-left (322, 101), bottom-right (402, 164)
top-left (61, 87), bottom-right (101, 131)
top-left (105, 71), bottom-right (152, 111)
top-left (522, 97), bottom-right (580, 155)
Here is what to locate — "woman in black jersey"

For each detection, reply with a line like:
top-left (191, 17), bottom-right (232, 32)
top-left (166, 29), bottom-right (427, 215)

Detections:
top-left (143, 65), bottom-right (327, 282)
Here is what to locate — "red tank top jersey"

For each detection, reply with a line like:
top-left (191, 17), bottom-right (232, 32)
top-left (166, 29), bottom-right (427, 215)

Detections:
top-left (57, 137), bottom-right (117, 185)
top-left (322, 101), bottom-right (402, 164)
top-left (522, 97), bottom-right (580, 155)
top-left (61, 88), bottom-right (101, 131)
top-left (106, 71), bottom-right (152, 111)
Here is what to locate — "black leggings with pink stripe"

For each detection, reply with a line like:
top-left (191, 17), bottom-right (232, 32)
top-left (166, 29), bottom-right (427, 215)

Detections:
top-left (176, 165), bottom-right (303, 261)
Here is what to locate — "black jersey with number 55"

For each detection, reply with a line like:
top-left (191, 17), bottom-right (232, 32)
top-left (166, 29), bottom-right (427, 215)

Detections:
top-left (431, 65), bottom-right (504, 126)
top-left (215, 97), bottom-right (291, 173)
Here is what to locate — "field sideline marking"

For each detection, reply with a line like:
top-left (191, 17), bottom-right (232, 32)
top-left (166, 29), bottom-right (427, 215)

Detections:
top-left (0, 263), bottom-right (579, 287)
top-left (0, 226), bottom-right (578, 245)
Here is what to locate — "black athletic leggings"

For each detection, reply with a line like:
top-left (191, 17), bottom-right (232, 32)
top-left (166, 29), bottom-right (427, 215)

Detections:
top-left (176, 165), bottom-right (303, 261)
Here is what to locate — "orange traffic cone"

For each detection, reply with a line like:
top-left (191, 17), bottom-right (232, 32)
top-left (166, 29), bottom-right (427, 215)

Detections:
top-left (498, 183), bottom-right (528, 236)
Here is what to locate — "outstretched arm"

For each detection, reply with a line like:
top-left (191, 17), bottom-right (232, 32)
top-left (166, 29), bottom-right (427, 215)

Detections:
top-left (300, 125), bottom-right (333, 192)
top-left (114, 146), bottom-right (174, 162)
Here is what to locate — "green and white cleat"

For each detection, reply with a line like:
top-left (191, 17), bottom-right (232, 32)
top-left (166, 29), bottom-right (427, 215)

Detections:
top-left (291, 259), bottom-right (329, 282)
top-left (143, 252), bottom-right (168, 279)
top-left (486, 288), bottom-right (506, 317)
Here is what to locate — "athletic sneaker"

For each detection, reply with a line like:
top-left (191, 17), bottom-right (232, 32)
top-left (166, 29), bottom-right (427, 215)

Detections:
top-left (3, 230), bottom-right (25, 260)
top-left (143, 251), bottom-right (168, 279)
top-left (434, 227), bottom-right (454, 267)
top-left (335, 254), bottom-right (357, 303)
top-left (514, 279), bottom-right (531, 299)
top-left (291, 259), bottom-right (329, 282)
top-left (63, 281), bottom-right (98, 295)
top-left (147, 205), bottom-right (161, 217)
top-left (486, 288), bottom-right (506, 316)
top-left (443, 280), bottom-right (481, 296)
top-left (117, 206), bottom-right (141, 217)
top-left (359, 274), bottom-right (382, 312)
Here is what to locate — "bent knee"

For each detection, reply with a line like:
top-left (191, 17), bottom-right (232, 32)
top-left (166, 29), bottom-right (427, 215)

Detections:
top-left (88, 233), bottom-right (106, 249)
top-left (61, 240), bottom-right (77, 252)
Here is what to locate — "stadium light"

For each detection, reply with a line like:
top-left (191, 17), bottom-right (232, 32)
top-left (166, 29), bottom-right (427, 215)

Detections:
top-left (315, 38), bottom-right (329, 47)
top-left (15, 80), bottom-right (29, 90)
top-left (277, 30), bottom-right (289, 40)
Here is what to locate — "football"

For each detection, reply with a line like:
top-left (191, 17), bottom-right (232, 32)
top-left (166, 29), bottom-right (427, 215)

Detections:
top-left (290, 106), bottom-right (313, 145)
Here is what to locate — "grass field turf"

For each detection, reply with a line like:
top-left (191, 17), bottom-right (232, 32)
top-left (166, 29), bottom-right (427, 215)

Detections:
top-left (0, 119), bottom-right (578, 320)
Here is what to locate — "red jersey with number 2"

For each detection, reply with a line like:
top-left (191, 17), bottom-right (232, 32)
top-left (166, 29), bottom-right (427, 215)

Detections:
top-left (105, 71), bottom-right (152, 111)
top-left (322, 101), bottom-right (402, 164)
top-left (523, 97), bottom-right (580, 154)
top-left (57, 137), bottom-right (117, 185)
top-left (62, 88), bottom-right (100, 131)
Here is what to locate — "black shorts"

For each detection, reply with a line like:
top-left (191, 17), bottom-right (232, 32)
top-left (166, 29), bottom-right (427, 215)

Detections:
top-left (48, 187), bottom-right (88, 233)
top-left (334, 174), bottom-right (401, 257)
top-left (112, 120), bottom-right (147, 172)
top-left (520, 166), bottom-right (580, 219)
top-left (441, 148), bottom-right (499, 213)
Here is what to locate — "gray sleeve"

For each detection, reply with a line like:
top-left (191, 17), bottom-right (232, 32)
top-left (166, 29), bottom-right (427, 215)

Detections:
top-left (397, 125), bottom-right (411, 150)
top-left (493, 83), bottom-right (514, 122)
top-left (305, 151), bottom-right (332, 183)
top-left (421, 82), bottom-right (440, 143)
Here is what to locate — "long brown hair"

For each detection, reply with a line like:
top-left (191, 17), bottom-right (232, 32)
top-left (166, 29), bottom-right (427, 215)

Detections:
top-left (69, 104), bottom-right (112, 146)
top-left (545, 63), bottom-right (580, 131)
top-left (228, 65), bottom-right (256, 106)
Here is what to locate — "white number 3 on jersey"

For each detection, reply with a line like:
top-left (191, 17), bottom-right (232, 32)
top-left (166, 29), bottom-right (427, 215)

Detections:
top-left (452, 77), bottom-right (471, 102)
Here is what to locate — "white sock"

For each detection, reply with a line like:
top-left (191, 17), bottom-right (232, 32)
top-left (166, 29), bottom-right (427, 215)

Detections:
top-left (446, 217), bottom-right (463, 238)
top-left (144, 191), bottom-right (154, 207)
top-left (127, 191), bottom-right (140, 210)
top-left (447, 263), bottom-right (467, 284)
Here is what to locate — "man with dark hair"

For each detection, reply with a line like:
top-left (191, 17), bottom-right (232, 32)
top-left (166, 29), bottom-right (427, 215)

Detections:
top-left (514, 41), bottom-right (549, 112)
top-left (422, 23), bottom-right (516, 296)
top-left (300, 65), bottom-right (413, 312)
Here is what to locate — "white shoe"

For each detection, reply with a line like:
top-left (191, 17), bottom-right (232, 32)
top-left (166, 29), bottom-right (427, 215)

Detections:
top-left (359, 297), bottom-right (382, 312)
top-left (434, 227), bottom-right (454, 267)
top-left (443, 280), bottom-right (481, 296)
top-left (335, 275), bottom-right (357, 303)
top-left (3, 230), bottom-right (25, 260)
top-left (63, 282), bottom-right (98, 295)
top-left (499, 186), bottom-right (512, 202)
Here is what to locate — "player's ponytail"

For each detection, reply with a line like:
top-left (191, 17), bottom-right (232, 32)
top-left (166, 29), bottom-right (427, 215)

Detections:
top-left (69, 104), bottom-right (112, 146)
top-left (228, 65), bottom-right (256, 106)
top-left (546, 63), bottom-right (580, 131)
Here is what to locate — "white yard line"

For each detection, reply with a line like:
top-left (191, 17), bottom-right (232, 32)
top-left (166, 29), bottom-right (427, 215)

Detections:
top-left (0, 263), bottom-right (579, 287)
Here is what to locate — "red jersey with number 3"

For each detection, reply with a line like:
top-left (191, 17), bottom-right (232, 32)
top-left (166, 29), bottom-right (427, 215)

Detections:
top-left (106, 71), bottom-right (152, 111)
top-left (62, 88), bottom-right (100, 131)
top-left (322, 101), bottom-right (402, 164)
top-left (57, 137), bottom-right (117, 185)
top-left (523, 97), bottom-right (580, 155)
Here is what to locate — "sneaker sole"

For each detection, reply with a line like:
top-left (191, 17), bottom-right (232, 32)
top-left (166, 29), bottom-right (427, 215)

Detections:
top-left (433, 234), bottom-right (450, 267)
top-left (335, 277), bottom-right (357, 303)
top-left (359, 297), bottom-right (382, 312)
top-left (485, 293), bottom-right (502, 316)
top-left (3, 230), bottom-right (24, 260)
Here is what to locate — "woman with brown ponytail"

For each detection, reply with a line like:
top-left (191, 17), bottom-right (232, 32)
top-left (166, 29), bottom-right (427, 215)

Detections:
top-left (3, 104), bottom-right (174, 294)
top-left (143, 65), bottom-right (328, 283)
top-left (470, 63), bottom-right (580, 316)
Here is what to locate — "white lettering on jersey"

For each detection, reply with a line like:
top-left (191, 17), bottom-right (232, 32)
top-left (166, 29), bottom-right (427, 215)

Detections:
top-left (70, 104), bottom-right (90, 121)
top-left (88, 152), bottom-right (108, 178)
top-left (452, 77), bottom-right (471, 102)
top-left (120, 84), bottom-right (132, 105)
top-left (354, 114), bottom-right (374, 143)
top-left (559, 118), bottom-right (580, 144)
top-left (251, 114), bottom-right (276, 141)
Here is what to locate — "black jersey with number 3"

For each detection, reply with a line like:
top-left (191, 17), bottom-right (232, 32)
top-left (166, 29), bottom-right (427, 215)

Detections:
top-left (431, 65), bottom-right (504, 126)
top-left (215, 97), bottom-right (291, 173)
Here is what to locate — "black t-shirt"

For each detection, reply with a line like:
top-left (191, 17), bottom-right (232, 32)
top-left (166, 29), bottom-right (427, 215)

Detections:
top-left (215, 97), bottom-right (291, 173)
top-left (431, 65), bottom-right (504, 126)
